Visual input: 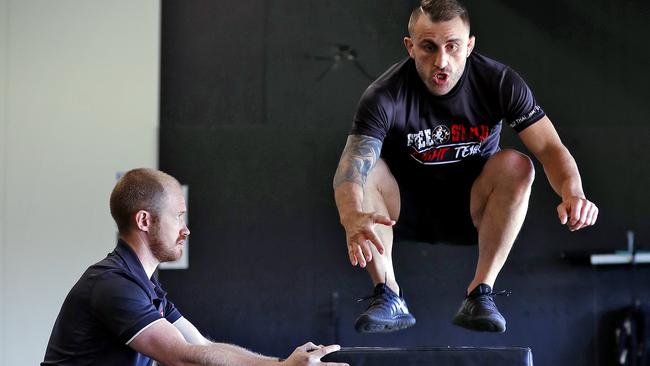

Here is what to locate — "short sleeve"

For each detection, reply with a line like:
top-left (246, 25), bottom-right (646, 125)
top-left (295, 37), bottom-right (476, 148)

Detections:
top-left (350, 84), bottom-right (395, 141)
top-left (163, 297), bottom-right (182, 324)
top-left (90, 272), bottom-right (163, 344)
top-left (499, 68), bottom-right (546, 132)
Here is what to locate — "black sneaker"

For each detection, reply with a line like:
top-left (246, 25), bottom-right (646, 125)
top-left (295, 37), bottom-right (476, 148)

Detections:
top-left (452, 283), bottom-right (510, 333)
top-left (354, 283), bottom-right (416, 333)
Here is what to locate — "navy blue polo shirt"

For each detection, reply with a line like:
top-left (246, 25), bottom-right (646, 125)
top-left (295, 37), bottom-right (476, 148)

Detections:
top-left (42, 239), bottom-right (182, 366)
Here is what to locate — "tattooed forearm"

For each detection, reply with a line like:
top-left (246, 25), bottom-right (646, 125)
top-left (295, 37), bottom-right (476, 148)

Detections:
top-left (333, 135), bottom-right (383, 189)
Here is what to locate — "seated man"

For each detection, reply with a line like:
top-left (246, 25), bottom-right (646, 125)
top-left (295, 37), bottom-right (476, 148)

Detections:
top-left (42, 168), bottom-right (346, 366)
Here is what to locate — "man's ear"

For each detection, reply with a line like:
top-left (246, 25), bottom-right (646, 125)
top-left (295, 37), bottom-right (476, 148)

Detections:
top-left (467, 35), bottom-right (476, 57)
top-left (135, 210), bottom-right (152, 232)
top-left (404, 36), bottom-right (415, 58)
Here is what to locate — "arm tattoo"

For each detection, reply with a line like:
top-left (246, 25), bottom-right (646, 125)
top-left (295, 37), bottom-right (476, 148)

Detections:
top-left (333, 135), bottom-right (382, 189)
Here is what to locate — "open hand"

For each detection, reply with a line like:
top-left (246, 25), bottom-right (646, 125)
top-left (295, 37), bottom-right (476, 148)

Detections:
top-left (282, 342), bottom-right (348, 366)
top-left (341, 211), bottom-right (395, 267)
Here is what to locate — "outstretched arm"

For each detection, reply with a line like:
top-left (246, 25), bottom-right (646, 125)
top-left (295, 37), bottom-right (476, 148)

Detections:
top-left (129, 319), bottom-right (346, 366)
top-left (333, 134), bottom-right (395, 267)
top-left (519, 116), bottom-right (598, 231)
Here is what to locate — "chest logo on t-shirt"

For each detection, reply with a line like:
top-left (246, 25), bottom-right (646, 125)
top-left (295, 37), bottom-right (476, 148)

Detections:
top-left (431, 126), bottom-right (450, 144)
top-left (406, 123), bottom-right (489, 165)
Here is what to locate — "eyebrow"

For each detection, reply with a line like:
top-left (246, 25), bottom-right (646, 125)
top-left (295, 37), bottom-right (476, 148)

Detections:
top-left (419, 38), bottom-right (462, 45)
top-left (420, 39), bottom-right (438, 46)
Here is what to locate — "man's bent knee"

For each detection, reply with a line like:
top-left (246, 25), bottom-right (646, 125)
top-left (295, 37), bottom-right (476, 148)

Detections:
top-left (364, 159), bottom-right (400, 218)
top-left (470, 150), bottom-right (534, 228)
top-left (486, 149), bottom-right (535, 189)
top-left (366, 159), bottom-right (398, 192)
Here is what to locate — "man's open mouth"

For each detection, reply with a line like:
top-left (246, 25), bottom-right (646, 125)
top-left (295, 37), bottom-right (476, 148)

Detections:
top-left (433, 72), bottom-right (449, 85)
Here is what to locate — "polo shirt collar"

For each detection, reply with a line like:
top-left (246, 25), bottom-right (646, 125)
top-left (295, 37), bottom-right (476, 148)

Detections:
top-left (114, 239), bottom-right (163, 301)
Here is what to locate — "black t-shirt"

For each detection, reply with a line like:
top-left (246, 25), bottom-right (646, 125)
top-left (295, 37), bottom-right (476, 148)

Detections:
top-left (42, 240), bottom-right (182, 366)
top-left (351, 52), bottom-right (545, 186)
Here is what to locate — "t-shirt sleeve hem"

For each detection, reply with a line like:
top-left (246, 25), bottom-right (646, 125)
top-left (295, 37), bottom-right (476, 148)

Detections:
top-left (166, 309), bottom-right (182, 324)
top-left (511, 110), bottom-right (546, 133)
top-left (121, 313), bottom-right (164, 345)
top-left (347, 129), bottom-right (385, 141)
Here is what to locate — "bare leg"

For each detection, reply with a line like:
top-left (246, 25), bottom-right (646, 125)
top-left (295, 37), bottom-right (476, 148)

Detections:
top-left (362, 159), bottom-right (401, 294)
top-left (468, 149), bottom-right (535, 294)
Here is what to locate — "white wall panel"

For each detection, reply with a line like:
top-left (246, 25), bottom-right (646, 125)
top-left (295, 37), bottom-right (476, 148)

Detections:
top-left (1, 1), bottom-right (160, 364)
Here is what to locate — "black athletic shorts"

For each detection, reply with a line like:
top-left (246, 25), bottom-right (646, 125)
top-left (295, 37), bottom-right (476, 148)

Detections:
top-left (392, 157), bottom-right (487, 246)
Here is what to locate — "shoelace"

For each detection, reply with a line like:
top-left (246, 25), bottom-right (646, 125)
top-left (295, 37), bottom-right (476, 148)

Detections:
top-left (487, 289), bottom-right (512, 297)
top-left (357, 291), bottom-right (402, 315)
top-left (468, 289), bottom-right (511, 313)
top-left (466, 288), bottom-right (512, 299)
top-left (473, 289), bottom-right (511, 301)
top-left (357, 293), bottom-right (379, 303)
